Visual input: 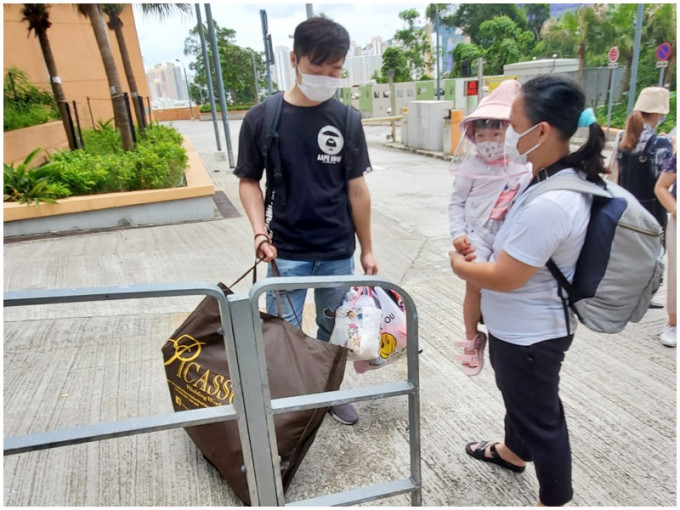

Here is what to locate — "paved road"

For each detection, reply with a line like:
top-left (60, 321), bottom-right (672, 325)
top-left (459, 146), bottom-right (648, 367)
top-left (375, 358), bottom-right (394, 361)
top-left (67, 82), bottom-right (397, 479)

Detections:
top-left (3, 119), bottom-right (676, 506)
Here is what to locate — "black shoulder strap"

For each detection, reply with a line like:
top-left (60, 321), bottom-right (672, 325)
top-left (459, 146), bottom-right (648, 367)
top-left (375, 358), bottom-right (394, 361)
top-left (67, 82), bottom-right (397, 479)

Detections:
top-left (546, 258), bottom-right (579, 336)
top-left (259, 92), bottom-right (284, 206)
top-left (343, 105), bottom-right (361, 184)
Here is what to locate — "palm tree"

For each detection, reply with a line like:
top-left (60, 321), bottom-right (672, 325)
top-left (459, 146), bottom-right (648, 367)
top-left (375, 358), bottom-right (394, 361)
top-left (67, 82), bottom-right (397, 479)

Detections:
top-left (602, 4), bottom-right (637, 94)
top-left (103, 4), bottom-right (192, 133)
top-left (77, 4), bottom-right (134, 151)
top-left (21, 4), bottom-right (78, 150)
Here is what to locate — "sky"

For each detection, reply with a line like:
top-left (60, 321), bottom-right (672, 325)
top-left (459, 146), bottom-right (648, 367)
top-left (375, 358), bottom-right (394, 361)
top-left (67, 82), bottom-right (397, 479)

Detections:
top-left (134, 2), bottom-right (431, 74)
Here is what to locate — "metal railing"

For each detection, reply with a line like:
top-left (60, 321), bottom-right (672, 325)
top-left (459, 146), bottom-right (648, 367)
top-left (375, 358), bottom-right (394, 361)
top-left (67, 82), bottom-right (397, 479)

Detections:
top-left (4, 276), bottom-right (422, 506)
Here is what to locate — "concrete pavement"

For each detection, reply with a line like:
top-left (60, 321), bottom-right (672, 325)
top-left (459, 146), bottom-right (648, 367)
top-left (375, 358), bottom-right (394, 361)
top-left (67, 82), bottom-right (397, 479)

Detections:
top-left (3, 118), bottom-right (676, 506)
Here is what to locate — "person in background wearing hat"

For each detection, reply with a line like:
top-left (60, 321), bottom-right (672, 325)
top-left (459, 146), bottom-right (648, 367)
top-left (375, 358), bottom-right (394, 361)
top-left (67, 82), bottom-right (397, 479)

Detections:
top-left (448, 80), bottom-right (530, 375)
top-left (612, 86), bottom-right (673, 309)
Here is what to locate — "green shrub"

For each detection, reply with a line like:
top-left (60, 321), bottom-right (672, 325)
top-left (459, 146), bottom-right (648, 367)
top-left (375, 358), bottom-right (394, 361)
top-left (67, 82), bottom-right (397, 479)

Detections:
top-left (198, 102), bottom-right (255, 113)
top-left (4, 125), bottom-right (189, 204)
top-left (3, 148), bottom-right (60, 204)
top-left (82, 119), bottom-right (123, 155)
top-left (3, 67), bottom-right (59, 131)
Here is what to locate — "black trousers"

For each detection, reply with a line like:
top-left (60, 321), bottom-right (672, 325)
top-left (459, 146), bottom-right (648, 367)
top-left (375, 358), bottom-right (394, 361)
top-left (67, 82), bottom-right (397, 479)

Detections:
top-left (489, 333), bottom-right (574, 506)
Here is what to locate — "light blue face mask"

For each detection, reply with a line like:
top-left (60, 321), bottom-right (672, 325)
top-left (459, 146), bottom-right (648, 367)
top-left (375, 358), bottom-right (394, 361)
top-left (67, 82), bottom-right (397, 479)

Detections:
top-left (657, 115), bottom-right (667, 128)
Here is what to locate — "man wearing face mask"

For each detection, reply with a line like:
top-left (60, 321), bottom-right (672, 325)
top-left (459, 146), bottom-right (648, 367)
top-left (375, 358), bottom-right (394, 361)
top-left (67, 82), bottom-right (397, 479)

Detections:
top-left (234, 17), bottom-right (377, 426)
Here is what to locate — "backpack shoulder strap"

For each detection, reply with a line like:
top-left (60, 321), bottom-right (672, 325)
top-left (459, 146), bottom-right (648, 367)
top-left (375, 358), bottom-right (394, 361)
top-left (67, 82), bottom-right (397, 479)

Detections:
top-left (524, 173), bottom-right (610, 204)
top-left (344, 104), bottom-right (361, 175)
top-left (258, 92), bottom-right (284, 206)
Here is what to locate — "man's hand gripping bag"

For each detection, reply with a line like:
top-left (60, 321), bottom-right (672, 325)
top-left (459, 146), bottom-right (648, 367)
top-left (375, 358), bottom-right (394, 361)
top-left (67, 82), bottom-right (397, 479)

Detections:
top-left (162, 283), bottom-right (347, 505)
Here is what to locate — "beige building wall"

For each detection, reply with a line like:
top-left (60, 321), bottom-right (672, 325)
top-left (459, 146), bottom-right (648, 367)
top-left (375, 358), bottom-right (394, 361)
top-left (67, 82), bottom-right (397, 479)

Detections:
top-left (3, 3), bottom-right (151, 162)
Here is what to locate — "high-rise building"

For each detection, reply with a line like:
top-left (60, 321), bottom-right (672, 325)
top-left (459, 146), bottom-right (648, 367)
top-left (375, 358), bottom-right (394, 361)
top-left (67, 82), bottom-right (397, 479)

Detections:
top-left (145, 62), bottom-right (188, 102)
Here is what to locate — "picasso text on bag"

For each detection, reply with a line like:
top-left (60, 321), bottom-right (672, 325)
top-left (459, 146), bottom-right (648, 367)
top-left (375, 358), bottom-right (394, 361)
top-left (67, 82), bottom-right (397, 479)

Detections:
top-left (164, 335), bottom-right (236, 405)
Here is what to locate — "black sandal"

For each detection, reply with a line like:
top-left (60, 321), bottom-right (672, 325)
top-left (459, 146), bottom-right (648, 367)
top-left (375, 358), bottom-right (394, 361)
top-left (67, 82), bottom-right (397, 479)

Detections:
top-left (465, 441), bottom-right (526, 473)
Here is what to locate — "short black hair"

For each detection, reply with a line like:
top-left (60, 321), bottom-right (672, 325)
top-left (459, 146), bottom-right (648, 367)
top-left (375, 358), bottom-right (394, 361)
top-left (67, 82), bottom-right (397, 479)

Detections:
top-left (293, 17), bottom-right (350, 65)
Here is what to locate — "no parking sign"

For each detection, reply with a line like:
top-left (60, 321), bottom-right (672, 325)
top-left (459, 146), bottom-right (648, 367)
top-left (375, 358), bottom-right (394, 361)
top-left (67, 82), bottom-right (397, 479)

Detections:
top-left (656, 42), bottom-right (671, 68)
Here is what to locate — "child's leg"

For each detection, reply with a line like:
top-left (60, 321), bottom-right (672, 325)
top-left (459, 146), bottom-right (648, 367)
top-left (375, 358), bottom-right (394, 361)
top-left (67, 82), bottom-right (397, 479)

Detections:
top-left (463, 282), bottom-right (482, 339)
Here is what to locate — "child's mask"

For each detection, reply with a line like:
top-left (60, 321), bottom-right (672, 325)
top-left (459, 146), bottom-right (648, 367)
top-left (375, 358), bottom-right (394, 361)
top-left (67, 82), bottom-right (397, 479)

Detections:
top-left (476, 141), bottom-right (505, 163)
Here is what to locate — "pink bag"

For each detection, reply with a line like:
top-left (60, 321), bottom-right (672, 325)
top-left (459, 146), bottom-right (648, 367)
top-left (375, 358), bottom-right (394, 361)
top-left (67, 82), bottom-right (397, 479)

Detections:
top-left (353, 287), bottom-right (408, 374)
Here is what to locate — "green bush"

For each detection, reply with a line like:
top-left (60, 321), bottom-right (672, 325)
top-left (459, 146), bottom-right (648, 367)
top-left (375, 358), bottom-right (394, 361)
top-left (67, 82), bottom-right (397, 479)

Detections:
top-left (198, 102), bottom-right (255, 113)
top-left (3, 67), bottom-right (60, 131)
top-left (3, 148), bottom-right (61, 204)
top-left (4, 124), bottom-right (189, 203)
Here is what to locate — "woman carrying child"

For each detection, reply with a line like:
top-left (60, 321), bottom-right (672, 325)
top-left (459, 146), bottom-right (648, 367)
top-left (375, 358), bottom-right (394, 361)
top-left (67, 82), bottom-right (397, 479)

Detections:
top-left (448, 79), bottom-right (531, 375)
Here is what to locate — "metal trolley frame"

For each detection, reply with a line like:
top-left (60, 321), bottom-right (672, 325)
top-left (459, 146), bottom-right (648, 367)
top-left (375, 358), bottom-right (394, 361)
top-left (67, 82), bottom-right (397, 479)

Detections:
top-left (4, 275), bottom-right (421, 506)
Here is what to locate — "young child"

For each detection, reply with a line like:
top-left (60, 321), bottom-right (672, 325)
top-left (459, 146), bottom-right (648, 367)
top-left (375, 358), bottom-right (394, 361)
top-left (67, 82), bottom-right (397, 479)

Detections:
top-left (448, 80), bottom-right (530, 376)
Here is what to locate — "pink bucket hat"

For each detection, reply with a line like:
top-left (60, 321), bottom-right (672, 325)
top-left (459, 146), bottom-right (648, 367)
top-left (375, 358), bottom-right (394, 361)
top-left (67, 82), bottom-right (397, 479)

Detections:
top-left (461, 79), bottom-right (521, 141)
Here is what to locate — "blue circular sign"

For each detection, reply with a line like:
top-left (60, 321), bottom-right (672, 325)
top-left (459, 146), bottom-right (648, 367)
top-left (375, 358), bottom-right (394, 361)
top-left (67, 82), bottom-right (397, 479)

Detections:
top-left (657, 42), bottom-right (671, 61)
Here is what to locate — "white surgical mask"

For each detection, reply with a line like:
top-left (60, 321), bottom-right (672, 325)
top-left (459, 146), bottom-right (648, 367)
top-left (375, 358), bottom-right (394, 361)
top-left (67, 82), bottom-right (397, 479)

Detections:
top-left (296, 70), bottom-right (342, 103)
top-left (504, 123), bottom-right (541, 165)
top-left (476, 141), bottom-right (505, 163)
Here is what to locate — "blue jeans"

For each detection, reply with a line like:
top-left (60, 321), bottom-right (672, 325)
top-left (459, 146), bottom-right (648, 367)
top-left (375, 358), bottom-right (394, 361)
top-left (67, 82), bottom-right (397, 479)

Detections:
top-left (266, 257), bottom-right (354, 341)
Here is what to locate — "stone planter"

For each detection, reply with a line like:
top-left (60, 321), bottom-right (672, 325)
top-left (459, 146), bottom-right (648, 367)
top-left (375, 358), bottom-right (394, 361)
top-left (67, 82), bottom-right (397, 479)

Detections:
top-left (3, 137), bottom-right (216, 237)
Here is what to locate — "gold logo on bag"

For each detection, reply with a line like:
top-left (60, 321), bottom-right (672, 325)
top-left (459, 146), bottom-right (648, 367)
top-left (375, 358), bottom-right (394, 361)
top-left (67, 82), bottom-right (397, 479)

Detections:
top-left (165, 334), bottom-right (235, 404)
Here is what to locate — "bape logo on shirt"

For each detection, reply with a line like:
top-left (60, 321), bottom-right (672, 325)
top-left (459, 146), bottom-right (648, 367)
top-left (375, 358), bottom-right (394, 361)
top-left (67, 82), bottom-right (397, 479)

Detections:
top-left (317, 125), bottom-right (344, 164)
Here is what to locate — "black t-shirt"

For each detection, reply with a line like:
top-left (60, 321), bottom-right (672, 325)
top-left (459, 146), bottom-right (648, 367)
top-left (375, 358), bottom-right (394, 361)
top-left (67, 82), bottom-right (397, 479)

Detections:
top-left (234, 97), bottom-right (372, 261)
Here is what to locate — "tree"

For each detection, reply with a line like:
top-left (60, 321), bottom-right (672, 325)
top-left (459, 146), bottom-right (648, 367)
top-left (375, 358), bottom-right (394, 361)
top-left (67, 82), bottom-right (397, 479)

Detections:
top-left (77, 4), bottom-right (134, 151)
top-left (393, 9), bottom-right (432, 79)
top-left (104, 4), bottom-right (191, 133)
top-left (522, 4), bottom-right (551, 40)
top-left (184, 21), bottom-right (265, 105)
top-left (451, 4), bottom-right (527, 47)
top-left (478, 16), bottom-right (534, 75)
top-left (21, 4), bottom-right (77, 150)
top-left (381, 46), bottom-right (410, 82)
top-left (450, 43), bottom-right (484, 78)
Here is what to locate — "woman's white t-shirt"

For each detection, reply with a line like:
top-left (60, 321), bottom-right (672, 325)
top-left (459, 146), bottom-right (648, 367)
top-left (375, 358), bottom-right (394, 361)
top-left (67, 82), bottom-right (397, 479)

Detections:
top-left (481, 169), bottom-right (592, 346)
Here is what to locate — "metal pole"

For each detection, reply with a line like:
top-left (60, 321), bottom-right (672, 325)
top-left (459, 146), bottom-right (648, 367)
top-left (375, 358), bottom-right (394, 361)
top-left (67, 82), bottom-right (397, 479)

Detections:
top-left (659, 66), bottom-right (665, 87)
top-left (627, 3), bottom-right (644, 116)
top-left (476, 58), bottom-right (484, 101)
top-left (606, 67), bottom-right (615, 134)
top-left (205, 3), bottom-right (235, 167)
top-left (388, 71), bottom-right (396, 142)
top-left (306, 3), bottom-right (314, 18)
top-left (260, 10), bottom-right (274, 94)
top-left (86, 96), bottom-right (95, 129)
top-left (146, 96), bottom-right (153, 124)
top-left (179, 63), bottom-right (194, 119)
top-left (435, 8), bottom-right (440, 100)
top-left (72, 100), bottom-right (84, 149)
top-left (123, 92), bottom-right (137, 144)
top-left (195, 4), bottom-right (221, 152)
top-left (251, 53), bottom-right (260, 103)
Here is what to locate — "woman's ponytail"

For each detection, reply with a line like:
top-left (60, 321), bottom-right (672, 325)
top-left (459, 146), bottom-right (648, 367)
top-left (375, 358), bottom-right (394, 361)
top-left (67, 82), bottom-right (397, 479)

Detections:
top-left (561, 122), bottom-right (607, 180)
top-left (620, 111), bottom-right (644, 151)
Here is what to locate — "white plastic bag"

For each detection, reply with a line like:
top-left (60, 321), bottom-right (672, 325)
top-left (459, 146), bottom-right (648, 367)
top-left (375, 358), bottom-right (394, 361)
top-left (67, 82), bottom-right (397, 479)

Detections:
top-left (330, 287), bottom-right (383, 360)
top-left (353, 287), bottom-right (408, 374)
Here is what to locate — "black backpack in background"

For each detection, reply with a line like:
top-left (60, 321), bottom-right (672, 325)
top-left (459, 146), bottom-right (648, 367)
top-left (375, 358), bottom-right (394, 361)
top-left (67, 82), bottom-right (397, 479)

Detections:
top-left (617, 135), bottom-right (668, 232)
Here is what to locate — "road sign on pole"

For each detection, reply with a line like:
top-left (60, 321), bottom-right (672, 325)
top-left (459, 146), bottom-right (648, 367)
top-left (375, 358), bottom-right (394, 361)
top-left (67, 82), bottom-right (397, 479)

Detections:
top-left (608, 46), bottom-right (619, 63)
top-left (656, 42), bottom-right (671, 61)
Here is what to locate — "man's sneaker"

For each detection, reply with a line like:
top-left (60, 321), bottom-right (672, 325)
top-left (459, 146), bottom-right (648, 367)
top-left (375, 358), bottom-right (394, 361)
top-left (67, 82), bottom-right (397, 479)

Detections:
top-left (649, 299), bottom-right (664, 309)
top-left (329, 403), bottom-right (358, 425)
top-left (660, 324), bottom-right (677, 347)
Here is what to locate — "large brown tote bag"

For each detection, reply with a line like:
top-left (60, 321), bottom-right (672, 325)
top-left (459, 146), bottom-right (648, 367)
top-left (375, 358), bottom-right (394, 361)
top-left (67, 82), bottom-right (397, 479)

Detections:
top-left (162, 282), bottom-right (347, 505)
